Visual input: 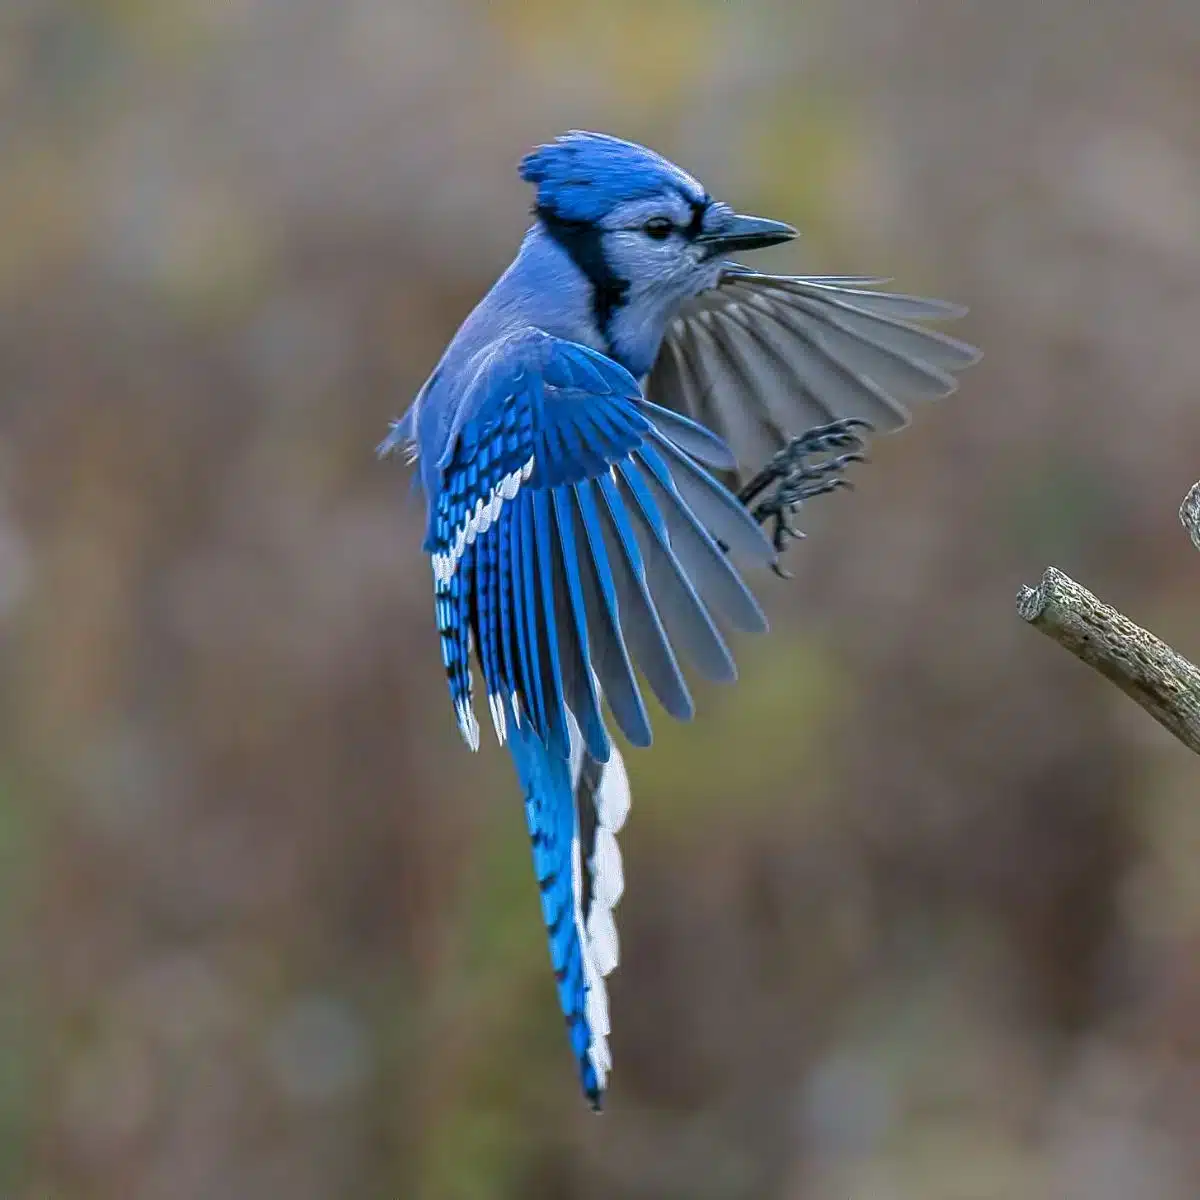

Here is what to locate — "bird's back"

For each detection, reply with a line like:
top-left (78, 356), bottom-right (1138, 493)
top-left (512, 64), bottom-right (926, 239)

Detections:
top-left (411, 226), bottom-right (611, 497)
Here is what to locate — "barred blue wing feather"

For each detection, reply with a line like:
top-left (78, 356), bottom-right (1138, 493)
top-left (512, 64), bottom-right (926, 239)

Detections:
top-left (427, 327), bottom-right (772, 753)
top-left (592, 473), bottom-right (694, 722)
top-left (613, 458), bottom-right (738, 684)
top-left (567, 482), bottom-right (652, 748)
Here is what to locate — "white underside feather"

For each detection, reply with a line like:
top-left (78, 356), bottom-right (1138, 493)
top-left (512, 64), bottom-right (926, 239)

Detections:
top-left (565, 707), bottom-right (632, 1092)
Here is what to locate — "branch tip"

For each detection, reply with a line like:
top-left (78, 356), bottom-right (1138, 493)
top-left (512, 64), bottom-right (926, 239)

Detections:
top-left (1015, 566), bottom-right (1200, 757)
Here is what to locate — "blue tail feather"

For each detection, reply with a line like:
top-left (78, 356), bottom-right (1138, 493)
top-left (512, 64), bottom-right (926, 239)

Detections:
top-left (509, 709), bottom-right (607, 1109)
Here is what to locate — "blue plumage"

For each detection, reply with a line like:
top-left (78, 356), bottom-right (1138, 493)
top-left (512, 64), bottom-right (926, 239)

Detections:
top-left (509, 711), bottom-right (609, 1106)
top-left (383, 131), bottom-right (979, 1108)
top-left (520, 130), bottom-right (707, 226)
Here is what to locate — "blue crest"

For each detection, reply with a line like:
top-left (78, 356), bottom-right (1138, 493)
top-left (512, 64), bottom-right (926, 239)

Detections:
top-left (519, 131), bottom-right (707, 224)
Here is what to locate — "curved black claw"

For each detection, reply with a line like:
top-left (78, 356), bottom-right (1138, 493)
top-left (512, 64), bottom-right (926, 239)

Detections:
top-left (739, 419), bottom-right (872, 579)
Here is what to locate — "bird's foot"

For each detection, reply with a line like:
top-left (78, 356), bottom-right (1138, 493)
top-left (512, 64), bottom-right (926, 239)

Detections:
top-left (738, 419), bottom-right (872, 579)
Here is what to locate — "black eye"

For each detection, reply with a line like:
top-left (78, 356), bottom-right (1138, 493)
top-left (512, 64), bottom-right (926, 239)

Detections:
top-left (643, 218), bottom-right (674, 241)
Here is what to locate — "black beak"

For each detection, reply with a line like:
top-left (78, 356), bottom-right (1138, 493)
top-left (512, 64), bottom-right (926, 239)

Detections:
top-left (695, 213), bottom-right (797, 256)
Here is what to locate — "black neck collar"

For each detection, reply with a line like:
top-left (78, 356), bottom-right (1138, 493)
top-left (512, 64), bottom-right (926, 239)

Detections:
top-left (536, 208), bottom-right (629, 348)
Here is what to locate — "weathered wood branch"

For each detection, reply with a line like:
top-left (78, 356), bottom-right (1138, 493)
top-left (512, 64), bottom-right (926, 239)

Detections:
top-left (1016, 481), bottom-right (1200, 757)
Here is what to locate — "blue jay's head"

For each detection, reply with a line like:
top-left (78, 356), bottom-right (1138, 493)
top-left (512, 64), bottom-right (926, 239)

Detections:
top-left (521, 132), bottom-right (795, 360)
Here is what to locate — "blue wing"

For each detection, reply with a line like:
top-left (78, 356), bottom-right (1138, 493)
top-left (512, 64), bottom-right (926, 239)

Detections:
top-left (425, 327), bottom-right (774, 1108)
top-left (428, 327), bottom-right (775, 760)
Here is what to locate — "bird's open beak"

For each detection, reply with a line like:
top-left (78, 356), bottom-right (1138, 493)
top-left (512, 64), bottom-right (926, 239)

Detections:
top-left (696, 213), bottom-right (797, 256)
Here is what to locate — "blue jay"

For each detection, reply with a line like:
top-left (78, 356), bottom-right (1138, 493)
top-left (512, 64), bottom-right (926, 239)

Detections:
top-left (380, 131), bottom-right (979, 1109)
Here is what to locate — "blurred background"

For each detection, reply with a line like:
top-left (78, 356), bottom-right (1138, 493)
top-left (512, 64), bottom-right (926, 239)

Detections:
top-left (2, 0), bottom-right (1200, 1196)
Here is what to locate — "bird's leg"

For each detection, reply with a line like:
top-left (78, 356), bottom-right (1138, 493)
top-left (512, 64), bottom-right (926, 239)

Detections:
top-left (738, 418), bottom-right (871, 579)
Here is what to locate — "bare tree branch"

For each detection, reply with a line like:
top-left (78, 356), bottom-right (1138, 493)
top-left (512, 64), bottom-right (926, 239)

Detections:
top-left (1017, 482), bottom-right (1200, 756)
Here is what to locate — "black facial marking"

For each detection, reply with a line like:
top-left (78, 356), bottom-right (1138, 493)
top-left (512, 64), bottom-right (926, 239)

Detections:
top-left (537, 206), bottom-right (629, 348)
top-left (684, 197), bottom-right (709, 239)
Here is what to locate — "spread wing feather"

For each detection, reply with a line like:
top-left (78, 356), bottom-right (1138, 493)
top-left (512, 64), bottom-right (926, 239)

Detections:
top-left (429, 326), bottom-right (773, 754)
top-left (644, 269), bottom-right (981, 481)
